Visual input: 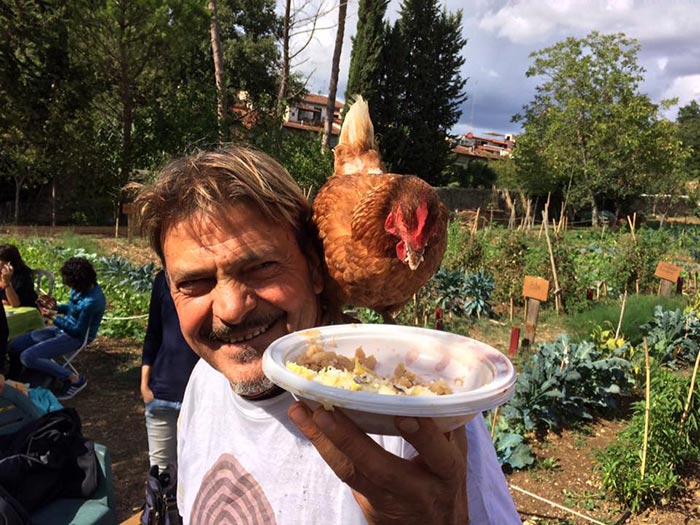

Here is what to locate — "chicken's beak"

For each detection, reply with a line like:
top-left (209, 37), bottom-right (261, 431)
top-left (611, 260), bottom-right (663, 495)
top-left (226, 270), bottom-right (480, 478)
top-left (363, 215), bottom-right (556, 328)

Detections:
top-left (405, 244), bottom-right (424, 270)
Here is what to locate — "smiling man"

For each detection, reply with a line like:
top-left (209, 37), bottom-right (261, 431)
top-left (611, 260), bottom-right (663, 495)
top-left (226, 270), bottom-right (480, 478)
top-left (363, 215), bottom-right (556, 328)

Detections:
top-left (135, 145), bottom-right (520, 525)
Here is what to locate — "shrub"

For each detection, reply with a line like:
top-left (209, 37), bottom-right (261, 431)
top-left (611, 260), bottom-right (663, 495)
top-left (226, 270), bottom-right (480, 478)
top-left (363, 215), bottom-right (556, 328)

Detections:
top-left (597, 369), bottom-right (700, 512)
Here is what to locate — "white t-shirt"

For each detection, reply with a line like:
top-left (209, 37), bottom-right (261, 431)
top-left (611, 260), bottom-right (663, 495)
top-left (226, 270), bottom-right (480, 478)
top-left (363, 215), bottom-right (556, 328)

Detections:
top-left (177, 359), bottom-right (521, 525)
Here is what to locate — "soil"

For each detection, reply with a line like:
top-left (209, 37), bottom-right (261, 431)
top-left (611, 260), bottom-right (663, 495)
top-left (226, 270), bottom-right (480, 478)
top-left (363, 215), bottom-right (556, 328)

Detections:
top-left (59, 335), bottom-right (700, 525)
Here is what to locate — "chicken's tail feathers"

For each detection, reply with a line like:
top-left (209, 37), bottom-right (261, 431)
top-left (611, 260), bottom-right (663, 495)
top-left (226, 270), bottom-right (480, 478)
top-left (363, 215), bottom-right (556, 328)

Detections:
top-left (334, 95), bottom-right (384, 176)
top-left (339, 95), bottom-right (377, 151)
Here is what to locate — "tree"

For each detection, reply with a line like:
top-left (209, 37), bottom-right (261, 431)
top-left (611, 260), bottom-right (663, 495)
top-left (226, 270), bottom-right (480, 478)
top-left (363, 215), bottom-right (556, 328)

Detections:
top-left (372, 0), bottom-right (467, 185)
top-left (513, 32), bottom-right (683, 222)
top-left (321, 0), bottom-right (348, 152)
top-left (678, 100), bottom-right (700, 180)
top-left (276, 0), bottom-right (335, 113)
top-left (344, 0), bottom-right (388, 111)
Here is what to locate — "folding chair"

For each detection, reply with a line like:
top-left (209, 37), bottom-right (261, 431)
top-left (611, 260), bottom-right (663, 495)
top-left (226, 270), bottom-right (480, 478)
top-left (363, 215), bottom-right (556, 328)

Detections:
top-left (32, 269), bottom-right (56, 297)
top-left (59, 326), bottom-right (92, 378)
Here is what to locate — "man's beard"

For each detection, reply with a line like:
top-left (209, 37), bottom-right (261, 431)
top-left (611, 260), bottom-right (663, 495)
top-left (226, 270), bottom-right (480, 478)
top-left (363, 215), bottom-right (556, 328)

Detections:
top-left (205, 320), bottom-right (278, 398)
top-left (229, 374), bottom-right (277, 398)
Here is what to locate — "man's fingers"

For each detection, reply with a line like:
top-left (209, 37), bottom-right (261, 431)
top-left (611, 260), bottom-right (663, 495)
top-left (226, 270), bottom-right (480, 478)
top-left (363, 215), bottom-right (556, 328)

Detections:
top-left (395, 417), bottom-right (466, 480)
top-left (288, 402), bottom-right (372, 491)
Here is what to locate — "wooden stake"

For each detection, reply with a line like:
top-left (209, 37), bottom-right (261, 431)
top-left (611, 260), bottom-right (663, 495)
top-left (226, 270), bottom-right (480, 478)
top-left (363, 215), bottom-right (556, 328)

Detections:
top-left (490, 407), bottom-right (501, 439)
top-left (680, 344), bottom-right (700, 432)
top-left (523, 297), bottom-right (541, 346)
top-left (542, 208), bottom-right (562, 313)
top-left (627, 214), bottom-right (637, 244)
top-left (615, 291), bottom-right (628, 340)
top-left (509, 296), bottom-right (514, 322)
top-left (471, 207), bottom-right (481, 236)
top-left (640, 338), bottom-right (651, 480)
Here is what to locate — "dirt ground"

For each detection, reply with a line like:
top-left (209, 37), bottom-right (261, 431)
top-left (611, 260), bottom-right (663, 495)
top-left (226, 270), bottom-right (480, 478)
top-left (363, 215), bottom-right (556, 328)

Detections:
top-left (56, 335), bottom-right (700, 525)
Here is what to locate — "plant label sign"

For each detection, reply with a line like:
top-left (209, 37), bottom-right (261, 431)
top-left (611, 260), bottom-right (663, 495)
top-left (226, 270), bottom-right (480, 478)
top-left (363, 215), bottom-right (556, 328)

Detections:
top-left (654, 262), bottom-right (681, 283)
top-left (523, 276), bottom-right (549, 302)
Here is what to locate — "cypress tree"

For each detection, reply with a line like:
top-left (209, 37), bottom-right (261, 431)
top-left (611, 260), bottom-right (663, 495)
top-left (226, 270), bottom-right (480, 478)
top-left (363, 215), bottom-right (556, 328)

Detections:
top-left (378, 0), bottom-right (467, 185)
top-left (345, 0), bottom-right (388, 111)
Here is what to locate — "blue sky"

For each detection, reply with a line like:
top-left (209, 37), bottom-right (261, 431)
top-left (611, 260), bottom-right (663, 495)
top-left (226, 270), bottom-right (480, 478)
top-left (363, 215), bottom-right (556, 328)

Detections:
top-left (279, 0), bottom-right (700, 138)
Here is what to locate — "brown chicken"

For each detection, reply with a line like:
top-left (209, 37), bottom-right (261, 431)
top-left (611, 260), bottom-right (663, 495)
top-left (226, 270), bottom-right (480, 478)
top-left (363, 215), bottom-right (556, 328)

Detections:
top-left (312, 96), bottom-right (448, 323)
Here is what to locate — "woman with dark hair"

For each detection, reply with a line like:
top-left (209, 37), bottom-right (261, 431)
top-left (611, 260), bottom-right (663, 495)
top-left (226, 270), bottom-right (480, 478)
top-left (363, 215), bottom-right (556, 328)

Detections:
top-left (0, 244), bottom-right (38, 308)
top-left (7, 257), bottom-right (106, 399)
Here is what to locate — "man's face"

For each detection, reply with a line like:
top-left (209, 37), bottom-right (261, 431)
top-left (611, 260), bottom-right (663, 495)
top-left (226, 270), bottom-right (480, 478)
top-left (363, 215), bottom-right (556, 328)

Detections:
top-left (162, 202), bottom-right (323, 397)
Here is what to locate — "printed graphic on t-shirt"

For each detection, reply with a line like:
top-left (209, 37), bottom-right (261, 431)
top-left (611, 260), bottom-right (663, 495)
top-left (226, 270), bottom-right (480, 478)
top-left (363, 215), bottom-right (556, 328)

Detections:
top-left (190, 453), bottom-right (276, 524)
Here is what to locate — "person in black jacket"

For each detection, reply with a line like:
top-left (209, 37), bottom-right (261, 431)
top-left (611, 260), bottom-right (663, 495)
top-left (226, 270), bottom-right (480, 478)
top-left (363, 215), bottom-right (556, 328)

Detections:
top-left (0, 245), bottom-right (38, 309)
top-left (141, 270), bottom-right (199, 471)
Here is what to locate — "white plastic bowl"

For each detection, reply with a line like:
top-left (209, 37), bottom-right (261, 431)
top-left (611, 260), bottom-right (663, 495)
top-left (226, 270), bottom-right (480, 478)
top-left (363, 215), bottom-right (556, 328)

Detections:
top-left (263, 324), bottom-right (517, 435)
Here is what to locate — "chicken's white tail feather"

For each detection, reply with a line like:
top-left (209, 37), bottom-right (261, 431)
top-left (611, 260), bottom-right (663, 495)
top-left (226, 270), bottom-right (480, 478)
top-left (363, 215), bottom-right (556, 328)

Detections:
top-left (340, 95), bottom-right (378, 151)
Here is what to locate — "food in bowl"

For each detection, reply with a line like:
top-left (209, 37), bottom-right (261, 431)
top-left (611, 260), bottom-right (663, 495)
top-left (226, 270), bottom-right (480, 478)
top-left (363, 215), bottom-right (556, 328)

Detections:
top-left (262, 324), bottom-right (517, 435)
top-left (287, 345), bottom-right (452, 396)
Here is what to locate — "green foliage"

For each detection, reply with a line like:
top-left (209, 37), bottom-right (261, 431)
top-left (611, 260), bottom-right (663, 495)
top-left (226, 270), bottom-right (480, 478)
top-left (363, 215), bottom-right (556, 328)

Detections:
top-left (485, 415), bottom-right (535, 470)
top-left (370, 0), bottom-right (467, 185)
top-left (502, 336), bottom-right (633, 433)
top-left (442, 219), bottom-right (482, 271)
top-left (245, 127), bottom-right (333, 192)
top-left (481, 228), bottom-right (529, 304)
top-left (462, 269), bottom-right (494, 318)
top-left (565, 295), bottom-right (686, 345)
top-left (445, 161), bottom-right (497, 189)
top-left (345, 0), bottom-right (388, 108)
top-left (513, 31), bottom-right (686, 215)
top-left (641, 306), bottom-right (700, 368)
top-left (608, 229), bottom-right (672, 294)
top-left (677, 99), bottom-right (700, 180)
top-left (8, 236), bottom-right (153, 340)
top-left (597, 369), bottom-right (700, 512)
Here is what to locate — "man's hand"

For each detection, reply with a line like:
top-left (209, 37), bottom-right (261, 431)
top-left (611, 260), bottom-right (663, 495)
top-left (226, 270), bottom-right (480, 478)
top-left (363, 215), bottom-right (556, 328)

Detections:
top-left (288, 402), bottom-right (469, 525)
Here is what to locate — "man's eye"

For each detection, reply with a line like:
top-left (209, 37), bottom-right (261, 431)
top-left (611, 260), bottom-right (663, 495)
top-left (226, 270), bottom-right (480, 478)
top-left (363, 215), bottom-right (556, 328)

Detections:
top-left (177, 279), bottom-right (214, 296)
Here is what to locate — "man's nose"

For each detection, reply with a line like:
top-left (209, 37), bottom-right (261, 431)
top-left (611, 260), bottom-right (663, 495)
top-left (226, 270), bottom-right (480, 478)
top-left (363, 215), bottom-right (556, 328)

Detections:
top-left (212, 281), bottom-right (257, 324)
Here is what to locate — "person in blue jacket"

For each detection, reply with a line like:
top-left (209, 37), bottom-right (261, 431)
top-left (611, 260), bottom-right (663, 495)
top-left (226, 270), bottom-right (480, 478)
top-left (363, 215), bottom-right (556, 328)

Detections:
top-left (7, 257), bottom-right (106, 400)
top-left (141, 269), bottom-right (199, 471)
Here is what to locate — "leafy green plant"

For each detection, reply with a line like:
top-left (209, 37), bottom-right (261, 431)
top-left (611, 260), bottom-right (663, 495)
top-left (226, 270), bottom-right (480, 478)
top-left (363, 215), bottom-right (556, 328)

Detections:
top-left (641, 306), bottom-right (700, 369)
top-left (462, 269), bottom-right (494, 318)
top-left (597, 369), bottom-right (700, 512)
top-left (501, 336), bottom-right (633, 433)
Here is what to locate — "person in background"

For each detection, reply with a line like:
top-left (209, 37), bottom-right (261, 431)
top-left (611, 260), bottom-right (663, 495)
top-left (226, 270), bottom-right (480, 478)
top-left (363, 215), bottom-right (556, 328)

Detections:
top-left (141, 269), bottom-right (199, 471)
top-left (0, 303), bottom-right (7, 375)
top-left (135, 145), bottom-right (521, 525)
top-left (7, 257), bottom-right (106, 400)
top-left (0, 244), bottom-right (38, 308)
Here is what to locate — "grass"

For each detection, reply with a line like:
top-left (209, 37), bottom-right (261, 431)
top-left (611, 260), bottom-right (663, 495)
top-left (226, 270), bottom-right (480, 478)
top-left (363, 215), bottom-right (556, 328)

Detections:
top-left (564, 294), bottom-right (687, 345)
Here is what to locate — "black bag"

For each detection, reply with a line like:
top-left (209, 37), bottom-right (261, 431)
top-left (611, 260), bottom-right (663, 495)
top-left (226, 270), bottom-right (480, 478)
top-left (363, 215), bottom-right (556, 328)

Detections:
top-left (0, 484), bottom-right (29, 525)
top-left (0, 407), bottom-right (98, 512)
top-left (141, 463), bottom-right (181, 525)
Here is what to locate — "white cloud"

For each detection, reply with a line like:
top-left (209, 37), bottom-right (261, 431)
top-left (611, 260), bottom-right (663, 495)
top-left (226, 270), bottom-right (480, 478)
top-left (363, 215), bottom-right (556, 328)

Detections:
top-left (661, 74), bottom-right (700, 119)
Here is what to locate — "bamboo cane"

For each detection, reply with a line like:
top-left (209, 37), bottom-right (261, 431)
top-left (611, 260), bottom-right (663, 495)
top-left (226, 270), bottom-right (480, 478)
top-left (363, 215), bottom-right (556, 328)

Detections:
top-left (542, 209), bottom-right (562, 313)
top-left (615, 291), bottom-right (628, 340)
top-left (640, 338), bottom-right (651, 480)
top-left (490, 406), bottom-right (501, 439)
top-left (680, 344), bottom-right (700, 432)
